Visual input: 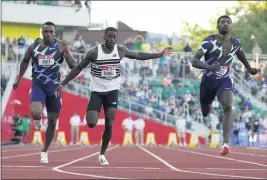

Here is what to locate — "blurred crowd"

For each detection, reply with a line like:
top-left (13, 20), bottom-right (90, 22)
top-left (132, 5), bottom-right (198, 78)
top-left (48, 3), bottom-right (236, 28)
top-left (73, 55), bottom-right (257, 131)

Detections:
top-left (1, 75), bottom-right (9, 97)
top-left (10, 0), bottom-right (91, 9)
top-left (2, 30), bottom-right (267, 137)
top-left (3, 113), bottom-right (31, 145)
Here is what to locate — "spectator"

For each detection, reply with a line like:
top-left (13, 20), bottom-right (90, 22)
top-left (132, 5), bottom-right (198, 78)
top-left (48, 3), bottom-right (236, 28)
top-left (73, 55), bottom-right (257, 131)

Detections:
top-left (73, 35), bottom-right (86, 53)
top-left (175, 112), bottom-right (187, 146)
top-left (69, 112), bottom-right (81, 145)
top-left (21, 114), bottom-right (31, 144)
top-left (234, 115), bottom-right (246, 145)
top-left (134, 116), bottom-right (145, 145)
top-left (25, 36), bottom-right (33, 46)
top-left (17, 34), bottom-right (26, 60)
top-left (162, 74), bottom-right (171, 87)
top-left (183, 43), bottom-right (192, 52)
top-left (122, 115), bottom-right (134, 146)
top-left (244, 98), bottom-right (253, 109)
top-left (249, 114), bottom-right (261, 145)
top-left (122, 115), bottom-right (134, 134)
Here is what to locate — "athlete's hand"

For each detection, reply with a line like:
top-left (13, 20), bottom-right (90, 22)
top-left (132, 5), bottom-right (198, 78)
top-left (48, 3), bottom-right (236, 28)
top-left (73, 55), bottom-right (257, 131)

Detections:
top-left (59, 40), bottom-right (70, 53)
top-left (161, 47), bottom-right (174, 57)
top-left (54, 85), bottom-right (63, 97)
top-left (208, 61), bottom-right (221, 72)
top-left (13, 78), bottom-right (21, 90)
top-left (249, 68), bottom-right (258, 75)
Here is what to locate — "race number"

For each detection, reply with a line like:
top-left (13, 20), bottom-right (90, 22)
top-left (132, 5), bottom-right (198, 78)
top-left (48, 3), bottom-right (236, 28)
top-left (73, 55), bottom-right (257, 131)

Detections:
top-left (101, 70), bottom-right (116, 77)
top-left (38, 55), bottom-right (54, 67)
top-left (216, 66), bottom-right (229, 77)
top-left (100, 66), bottom-right (116, 78)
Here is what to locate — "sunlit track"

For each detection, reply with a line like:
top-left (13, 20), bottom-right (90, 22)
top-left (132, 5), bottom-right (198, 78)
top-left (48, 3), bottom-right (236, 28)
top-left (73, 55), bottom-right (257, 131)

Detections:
top-left (2, 145), bottom-right (266, 179)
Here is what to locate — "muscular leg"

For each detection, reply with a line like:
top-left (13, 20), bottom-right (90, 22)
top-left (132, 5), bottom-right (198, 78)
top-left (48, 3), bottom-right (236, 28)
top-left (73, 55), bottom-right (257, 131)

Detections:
top-left (86, 110), bottom-right (99, 128)
top-left (199, 79), bottom-right (216, 118)
top-left (219, 90), bottom-right (233, 144)
top-left (41, 94), bottom-right (62, 153)
top-left (86, 91), bottom-right (103, 128)
top-left (42, 112), bottom-right (59, 152)
top-left (30, 102), bottom-right (42, 121)
top-left (100, 107), bottom-right (116, 155)
top-left (201, 103), bottom-right (213, 117)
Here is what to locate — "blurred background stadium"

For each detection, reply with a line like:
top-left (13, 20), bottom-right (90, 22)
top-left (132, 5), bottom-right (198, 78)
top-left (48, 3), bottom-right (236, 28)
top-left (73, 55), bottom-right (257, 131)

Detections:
top-left (1, 0), bottom-right (267, 148)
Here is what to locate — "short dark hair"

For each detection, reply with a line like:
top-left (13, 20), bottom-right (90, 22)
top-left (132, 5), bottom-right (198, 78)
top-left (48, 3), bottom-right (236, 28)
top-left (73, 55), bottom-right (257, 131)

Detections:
top-left (42, 21), bottom-right (56, 29)
top-left (217, 15), bottom-right (232, 25)
top-left (104, 27), bottom-right (118, 35)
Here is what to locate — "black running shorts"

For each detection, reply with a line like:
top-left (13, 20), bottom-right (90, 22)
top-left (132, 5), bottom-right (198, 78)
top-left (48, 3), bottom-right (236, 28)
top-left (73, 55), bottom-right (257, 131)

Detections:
top-left (87, 90), bottom-right (119, 112)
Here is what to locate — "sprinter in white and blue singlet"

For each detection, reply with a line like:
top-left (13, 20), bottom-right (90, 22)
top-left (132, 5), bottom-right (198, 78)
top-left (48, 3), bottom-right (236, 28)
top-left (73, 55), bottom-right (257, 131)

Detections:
top-left (13, 21), bottom-right (75, 163)
top-left (192, 15), bottom-right (258, 156)
top-left (55, 27), bottom-right (173, 165)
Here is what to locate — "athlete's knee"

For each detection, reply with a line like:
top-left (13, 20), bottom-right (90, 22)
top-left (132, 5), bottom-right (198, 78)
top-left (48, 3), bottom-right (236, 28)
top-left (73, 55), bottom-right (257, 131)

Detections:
top-left (30, 102), bottom-right (42, 120)
top-left (47, 112), bottom-right (59, 129)
top-left (201, 103), bottom-right (211, 117)
top-left (222, 103), bottom-right (232, 112)
top-left (103, 122), bottom-right (113, 139)
top-left (104, 107), bottom-right (116, 128)
top-left (31, 111), bottom-right (42, 120)
top-left (220, 97), bottom-right (233, 113)
top-left (47, 119), bottom-right (57, 129)
top-left (87, 121), bottom-right (97, 128)
top-left (86, 111), bottom-right (99, 128)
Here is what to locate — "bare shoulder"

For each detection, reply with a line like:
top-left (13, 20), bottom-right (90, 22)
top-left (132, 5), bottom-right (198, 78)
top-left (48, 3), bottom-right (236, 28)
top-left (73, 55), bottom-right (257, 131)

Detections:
top-left (117, 45), bottom-right (127, 57)
top-left (23, 43), bottom-right (35, 61)
top-left (25, 43), bottom-right (35, 55)
top-left (86, 46), bottom-right (98, 61)
top-left (28, 43), bottom-right (35, 51)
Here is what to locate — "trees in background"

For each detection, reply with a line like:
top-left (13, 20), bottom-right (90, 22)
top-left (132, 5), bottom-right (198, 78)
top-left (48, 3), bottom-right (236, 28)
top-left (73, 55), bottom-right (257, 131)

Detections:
top-left (183, 1), bottom-right (267, 53)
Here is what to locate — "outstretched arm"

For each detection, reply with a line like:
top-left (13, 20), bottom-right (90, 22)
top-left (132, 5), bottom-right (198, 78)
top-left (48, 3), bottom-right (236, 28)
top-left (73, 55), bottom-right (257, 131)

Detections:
top-left (60, 49), bottom-right (95, 87)
top-left (122, 46), bottom-right (173, 60)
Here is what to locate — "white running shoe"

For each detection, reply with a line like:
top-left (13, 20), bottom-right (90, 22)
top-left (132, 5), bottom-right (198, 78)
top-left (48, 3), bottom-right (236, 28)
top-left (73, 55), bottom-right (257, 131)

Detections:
top-left (34, 120), bottom-right (41, 130)
top-left (221, 143), bottom-right (230, 156)
top-left (40, 152), bottom-right (48, 164)
top-left (98, 154), bottom-right (109, 165)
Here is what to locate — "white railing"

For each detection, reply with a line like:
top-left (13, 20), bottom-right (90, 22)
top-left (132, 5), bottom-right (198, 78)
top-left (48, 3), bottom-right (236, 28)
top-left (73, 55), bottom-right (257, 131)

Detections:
top-left (63, 80), bottom-right (208, 131)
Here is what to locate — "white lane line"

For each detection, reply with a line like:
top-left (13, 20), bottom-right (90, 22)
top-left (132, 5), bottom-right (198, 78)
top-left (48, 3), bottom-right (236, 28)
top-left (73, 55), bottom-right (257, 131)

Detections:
top-left (163, 146), bottom-right (267, 167)
top-left (191, 147), bottom-right (267, 157)
top-left (2, 145), bottom-right (97, 159)
top-left (138, 145), bottom-right (265, 179)
top-left (52, 145), bottom-right (130, 179)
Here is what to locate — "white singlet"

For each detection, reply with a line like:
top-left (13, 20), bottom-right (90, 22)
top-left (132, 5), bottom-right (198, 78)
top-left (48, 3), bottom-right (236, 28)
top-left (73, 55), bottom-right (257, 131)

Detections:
top-left (90, 44), bottom-right (122, 92)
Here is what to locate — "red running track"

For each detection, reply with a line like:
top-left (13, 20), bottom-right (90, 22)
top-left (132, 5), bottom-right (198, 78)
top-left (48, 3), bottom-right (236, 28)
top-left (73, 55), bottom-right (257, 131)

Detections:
top-left (2, 144), bottom-right (267, 179)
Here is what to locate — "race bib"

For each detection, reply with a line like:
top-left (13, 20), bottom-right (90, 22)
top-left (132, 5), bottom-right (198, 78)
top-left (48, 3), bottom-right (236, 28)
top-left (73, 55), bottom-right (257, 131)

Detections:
top-left (100, 66), bottom-right (116, 78)
top-left (38, 55), bottom-right (54, 67)
top-left (216, 66), bottom-right (228, 77)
